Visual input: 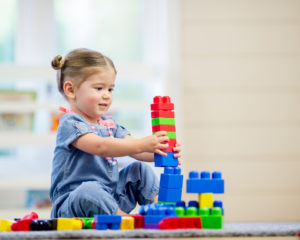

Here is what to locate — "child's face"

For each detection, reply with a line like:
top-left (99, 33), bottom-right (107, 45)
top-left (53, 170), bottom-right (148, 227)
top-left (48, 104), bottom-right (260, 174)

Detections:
top-left (73, 70), bottom-right (115, 123)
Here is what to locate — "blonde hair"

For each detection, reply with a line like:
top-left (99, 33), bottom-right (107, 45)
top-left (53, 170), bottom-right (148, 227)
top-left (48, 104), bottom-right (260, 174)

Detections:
top-left (51, 48), bottom-right (117, 96)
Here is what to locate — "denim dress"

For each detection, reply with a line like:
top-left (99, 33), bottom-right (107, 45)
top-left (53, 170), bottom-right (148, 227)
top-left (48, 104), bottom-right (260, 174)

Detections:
top-left (50, 113), bottom-right (159, 218)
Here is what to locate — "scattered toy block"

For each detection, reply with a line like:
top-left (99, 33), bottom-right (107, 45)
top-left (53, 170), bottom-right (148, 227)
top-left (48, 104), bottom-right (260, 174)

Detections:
top-left (121, 216), bottom-right (134, 230)
top-left (144, 204), bottom-right (176, 225)
top-left (155, 152), bottom-right (178, 167)
top-left (0, 220), bottom-right (12, 231)
top-left (11, 212), bottom-right (39, 231)
top-left (94, 215), bottom-right (121, 230)
top-left (57, 218), bottom-right (83, 231)
top-left (131, 215), bottom-right (144, 229)
top-left (77, 217), bottom-right (94, 229)
top-left (30, 219), bottom-right (57, 231)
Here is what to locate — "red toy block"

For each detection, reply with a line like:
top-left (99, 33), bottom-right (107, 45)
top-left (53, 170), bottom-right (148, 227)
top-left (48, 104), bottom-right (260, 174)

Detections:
top-left (131, 215), bottom-right (144, 229)
top-left (151, 111), bottom-right (175, 118)
top-left (11, 212), bottom-right (39, 231)
top-left (159, 217), bottom-right (202, 230)
top-left (152, 125), bottom-right (176, 132)
top-left (151, 96), bottom-right (174, 111)
top-left (162, 139), bottom-right (177, 152)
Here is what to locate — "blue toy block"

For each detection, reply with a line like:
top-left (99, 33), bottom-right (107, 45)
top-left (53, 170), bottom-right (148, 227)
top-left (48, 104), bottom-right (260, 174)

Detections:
top-left (176, 201), bottom-right (186, 208)
top-left (144, 204), bottom-right (176, 224)
top-left (94, 215), bottom-right (121, 230)
top-left (160, 167), bottom-right (183, 189)
top-left (188, 200), bottom-right (199, 208)
top-left (186, 171), bottom-right (224, 194)
top-left (155, 152), bottom-right (178, 167)
top-left (158, 187), bottom-right (182, 203)
top-left (214, 200), bottom-right (224, 215)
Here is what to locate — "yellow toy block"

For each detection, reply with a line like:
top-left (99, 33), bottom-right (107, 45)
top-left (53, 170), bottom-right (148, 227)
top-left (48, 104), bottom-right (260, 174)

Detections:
top-left (57, 218), bottom-right (83, 231)
top-left (120, 216), bottom-right (134, 230)
top-left (199, 193), bottom-right (213, 208)
top-left (0, 219), bottom-right (12, 231)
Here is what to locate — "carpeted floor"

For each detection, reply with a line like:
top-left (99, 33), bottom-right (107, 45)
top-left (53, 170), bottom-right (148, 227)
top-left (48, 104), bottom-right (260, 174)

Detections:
top-left (0, 222), bottom-right (299, 239)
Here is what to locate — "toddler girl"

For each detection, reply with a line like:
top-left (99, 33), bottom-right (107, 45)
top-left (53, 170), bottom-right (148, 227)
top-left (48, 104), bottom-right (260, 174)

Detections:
top-left (49, 48), bottom-right (181, 217)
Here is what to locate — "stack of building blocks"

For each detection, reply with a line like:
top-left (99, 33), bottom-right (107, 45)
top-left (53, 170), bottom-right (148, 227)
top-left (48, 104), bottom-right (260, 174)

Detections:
top-left (151, 96), bottom-right (178, 167)
top-left (186, 171), bottom-right (225, 229)
top-left (151, 96), bottom-right (183, 204)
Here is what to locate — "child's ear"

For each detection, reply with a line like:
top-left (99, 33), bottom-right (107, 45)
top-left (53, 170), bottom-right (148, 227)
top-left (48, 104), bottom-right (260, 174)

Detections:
top-left (64, 81), bottom-right (76, 99)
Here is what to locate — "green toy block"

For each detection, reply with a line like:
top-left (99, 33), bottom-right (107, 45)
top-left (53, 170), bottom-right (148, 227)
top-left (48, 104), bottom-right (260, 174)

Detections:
top-left (199, 207), bottom-right (223, 229)
top-left (175, 207), bottom-right (185, 217)
top-left (158, 201), bottom-right (176, 205)
top-left (77, 217), bottom-right (94, 229)
top-left (152, 117), bottom-right (175, 126)
top-left (153, 131), bottom-right (176, 139)
top-left (186, 207), bottom-right (198, 216)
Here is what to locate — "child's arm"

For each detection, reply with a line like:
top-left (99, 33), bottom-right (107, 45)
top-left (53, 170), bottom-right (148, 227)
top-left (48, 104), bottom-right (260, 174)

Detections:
top-left (72, 131), bottom-right (169, 157)
top-left (126, 135), bottom-right (182, 162)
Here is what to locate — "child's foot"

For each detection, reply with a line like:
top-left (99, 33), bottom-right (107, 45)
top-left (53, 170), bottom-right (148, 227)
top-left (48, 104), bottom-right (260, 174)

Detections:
top-left (116, 208), bottom-right (127, 216)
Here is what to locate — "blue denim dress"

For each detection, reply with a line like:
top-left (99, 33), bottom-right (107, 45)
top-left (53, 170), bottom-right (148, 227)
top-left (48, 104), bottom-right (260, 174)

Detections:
top-left (50, 113), bottom-right (159, 218)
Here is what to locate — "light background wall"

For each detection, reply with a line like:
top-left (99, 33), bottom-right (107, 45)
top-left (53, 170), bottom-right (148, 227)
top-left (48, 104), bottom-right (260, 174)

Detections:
top-left (177, 0), bottom-right (300, 222)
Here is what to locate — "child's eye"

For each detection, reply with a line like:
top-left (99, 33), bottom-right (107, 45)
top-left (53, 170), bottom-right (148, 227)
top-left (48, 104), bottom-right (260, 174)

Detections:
top-left (96, 87), bottom-right (102, 91)
top-left (109, 88), bottom-right (114, 92)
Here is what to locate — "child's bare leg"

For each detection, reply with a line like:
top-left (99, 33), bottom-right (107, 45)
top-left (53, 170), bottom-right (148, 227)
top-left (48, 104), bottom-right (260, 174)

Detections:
top-left (152, 194), bottom-right (158, 203)
top-left (116, 208), bottom-right (127, 215)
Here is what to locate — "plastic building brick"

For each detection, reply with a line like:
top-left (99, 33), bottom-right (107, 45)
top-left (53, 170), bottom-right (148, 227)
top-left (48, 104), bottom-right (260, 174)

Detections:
top-left (131, 215), bottom-right (144, 229)
top-left (158, 187), bottom-right (182, 203)
top-left (161, 139), bottom-right (177, 152)
top-left (151, 110), bottom-right (175, 118)
top-left (11, 212), bottom-right (39, 231)
top-left (77, 218), bottom-right (94, 229)
top-left (175, 207), bottom-right (185, 217)
top-left (57, 218), bottom-right (83, 231)
top-left (30, 219), bottom-right (57, 231)
top-left (214, 200), bottom-right (224, 215)
top-left (186, 207), bottom-right (198, 216)
top-left (160, 167), bottom-right (183, 189)
top-left (152, 124), bottom-right (176, 132)
top-left (188, 200), bottom-right (199, 208)
top-left (153, 131), bottom-right (176, 139)
top-left (176, 201), bottom-right (186, 208)
top-left (154, 152), bottom-right (178, 167)
top-left (152, 117), bottom-right (175, 126)
top-left (120, 216), bottom-right (134, 230)
top-left (199, 207), bottom-right (223, 229)
top-left (151, 96), bottom-right (174, 111)
top-left (199, 193), bottom-right (213, 208)
top-left (94, 215), bottom-right (122, 230)
top-left (159, 217), bottom-right (202, 230)
top-left (144, 223), bottom-right (160, 229)
top-left (0, 220), bottom-right (12, 231)
top-left (144, 204), bottom-right (176, 228)
top-left (186, 171), bottom-right (224, 194)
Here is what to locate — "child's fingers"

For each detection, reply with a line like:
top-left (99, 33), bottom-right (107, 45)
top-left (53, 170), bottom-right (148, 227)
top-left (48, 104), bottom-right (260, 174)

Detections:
top-left (155, 149), bottom-right (168, 156)
top-left (155, 131), bottom-right (167, 137)
top-left (174, 153), bottom-right (181, 158)
top-left (159, 136), bottom-right (169, 143)
top-left (159, 143), bottom-right (169, 149)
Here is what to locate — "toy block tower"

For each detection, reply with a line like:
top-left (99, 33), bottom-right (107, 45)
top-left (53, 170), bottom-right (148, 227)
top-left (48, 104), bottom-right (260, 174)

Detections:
top-left (151, 96), bottom-right (183, 204)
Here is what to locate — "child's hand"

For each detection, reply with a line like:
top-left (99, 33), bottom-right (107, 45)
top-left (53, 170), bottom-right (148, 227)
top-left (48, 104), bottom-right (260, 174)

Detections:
top-left (141, 131), bottom-right (169, 156)
top-left (173, 143), bottom-right (182, 165)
